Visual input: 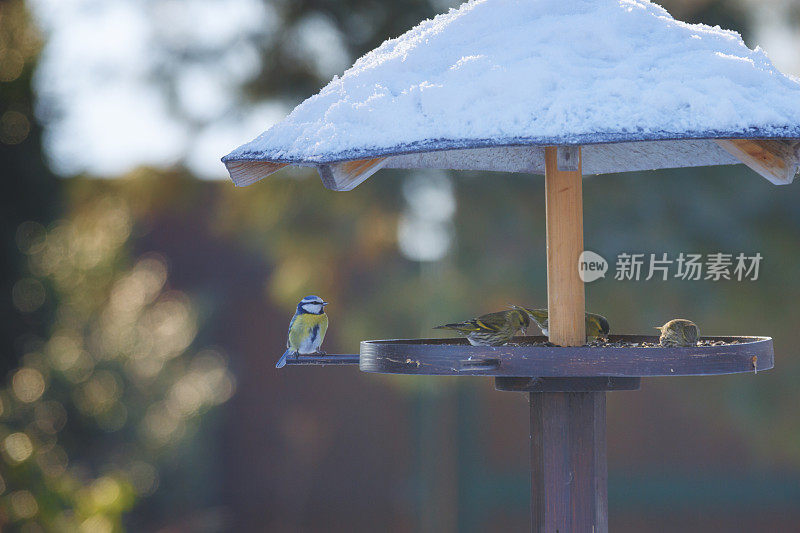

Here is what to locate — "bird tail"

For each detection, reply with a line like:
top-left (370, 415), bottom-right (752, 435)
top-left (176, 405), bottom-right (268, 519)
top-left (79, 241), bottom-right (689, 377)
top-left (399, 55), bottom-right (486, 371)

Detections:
top-left (434, 323), bottom-right (456, 330)
top-left (276, 349), bottom-right (294, 369)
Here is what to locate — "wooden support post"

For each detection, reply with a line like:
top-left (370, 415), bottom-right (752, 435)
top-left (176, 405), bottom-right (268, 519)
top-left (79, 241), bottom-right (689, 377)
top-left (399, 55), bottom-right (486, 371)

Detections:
top-left (544, 146), bottom-right (585, 346)
top-left (530, 391), bottom-right (607, 532)
top-left (530, 146), bottom-right (608, 533)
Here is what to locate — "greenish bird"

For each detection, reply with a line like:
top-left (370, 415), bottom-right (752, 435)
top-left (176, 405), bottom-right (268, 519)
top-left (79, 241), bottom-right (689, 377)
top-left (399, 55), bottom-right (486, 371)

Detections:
top-left (656, 318), bottom-right (699, 347)
top-left (276, 295), bottom-right (329, 368)
top-left (434, 308), bottom-right (530, 346)
top-left (512, 306), bottom-right (610, 341)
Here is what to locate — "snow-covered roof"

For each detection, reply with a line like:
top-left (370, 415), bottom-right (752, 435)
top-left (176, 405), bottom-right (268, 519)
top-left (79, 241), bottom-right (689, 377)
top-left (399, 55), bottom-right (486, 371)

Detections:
top-left (223, 0), bottom-right (800, 189)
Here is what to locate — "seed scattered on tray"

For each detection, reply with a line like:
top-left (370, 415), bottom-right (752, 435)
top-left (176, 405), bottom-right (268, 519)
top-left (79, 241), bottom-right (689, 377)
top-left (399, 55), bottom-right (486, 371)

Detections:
top-left (505, 339), bottom-right (742, 348)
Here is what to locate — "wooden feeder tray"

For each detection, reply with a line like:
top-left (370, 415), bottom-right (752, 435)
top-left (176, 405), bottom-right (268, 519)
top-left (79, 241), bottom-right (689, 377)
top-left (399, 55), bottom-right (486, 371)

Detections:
top-left (284, 334), bottom-right (773, 392)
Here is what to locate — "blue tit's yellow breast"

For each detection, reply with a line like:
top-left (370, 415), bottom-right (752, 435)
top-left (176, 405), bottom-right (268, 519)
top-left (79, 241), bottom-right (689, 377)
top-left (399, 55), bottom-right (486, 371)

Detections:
top-left (288, 312), bottom-right (329, 351)
top-left (294, 312), bottom-right (327, 330)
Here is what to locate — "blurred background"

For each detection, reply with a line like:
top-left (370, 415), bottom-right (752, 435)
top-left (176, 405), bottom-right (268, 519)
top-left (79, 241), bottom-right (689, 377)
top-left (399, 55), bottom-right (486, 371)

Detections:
top-left (2, 0), bottom-right (800, 531)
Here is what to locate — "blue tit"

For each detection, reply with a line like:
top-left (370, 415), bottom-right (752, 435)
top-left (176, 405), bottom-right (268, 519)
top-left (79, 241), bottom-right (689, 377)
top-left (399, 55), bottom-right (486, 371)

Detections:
top-left (512, 306), bottom-right (610, 341)
top-left (656, 318), bottom-right (699, 347)
top-left (434, 308), bottom-right (530, 346)
top-left (276, 295), bottom-right (329, 368)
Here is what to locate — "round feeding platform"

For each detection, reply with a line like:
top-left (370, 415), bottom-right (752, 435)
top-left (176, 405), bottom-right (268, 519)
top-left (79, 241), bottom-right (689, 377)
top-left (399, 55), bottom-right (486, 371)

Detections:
top-left (358, 335), bottom-right (773, 377)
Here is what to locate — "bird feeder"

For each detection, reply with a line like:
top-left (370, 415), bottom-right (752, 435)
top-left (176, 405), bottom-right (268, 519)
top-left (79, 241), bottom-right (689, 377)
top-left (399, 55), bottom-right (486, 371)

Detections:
top-left (223, 1), bottom-right (800, 530)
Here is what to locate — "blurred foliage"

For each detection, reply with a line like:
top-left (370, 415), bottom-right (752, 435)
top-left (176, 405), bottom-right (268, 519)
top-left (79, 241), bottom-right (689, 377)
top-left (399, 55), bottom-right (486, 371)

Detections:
top-left (1, 188), bottom-right (235, 530)
top-left (0, 3), bottom-right (235, 530)
top-left (244, 0), bottom-right (446, 102)
top-left (0, 0), bottom-right (61, 376)
top-left (663, 0), bottom-right (750, 37)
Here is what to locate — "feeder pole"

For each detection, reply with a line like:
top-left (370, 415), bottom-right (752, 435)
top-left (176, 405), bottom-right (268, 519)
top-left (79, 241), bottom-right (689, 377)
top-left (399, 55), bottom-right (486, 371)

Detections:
top-left (531, 146), bottom-right (608, 532)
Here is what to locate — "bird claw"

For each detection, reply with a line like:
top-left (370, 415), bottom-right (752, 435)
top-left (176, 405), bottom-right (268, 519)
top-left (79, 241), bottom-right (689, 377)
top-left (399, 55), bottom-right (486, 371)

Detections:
top-left (315, 350), bottom-right (327, 356)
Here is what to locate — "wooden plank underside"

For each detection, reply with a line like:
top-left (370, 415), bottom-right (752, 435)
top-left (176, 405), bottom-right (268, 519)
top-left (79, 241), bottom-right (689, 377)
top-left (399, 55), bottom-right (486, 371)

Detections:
top-left (225, 160), bottom-right (288, 187)
top-left (318, 158), bottom-right (388, 191)
top-left (715, 139), bottom-right (800, 185)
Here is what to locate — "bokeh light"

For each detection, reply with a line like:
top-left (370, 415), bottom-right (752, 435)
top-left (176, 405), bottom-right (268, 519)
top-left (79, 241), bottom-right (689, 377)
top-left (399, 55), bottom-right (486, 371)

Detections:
top-left (12, 367), bottom-right (46, 402)
top-left (79, 515), bottom-right (113, 533)
top-left (0, 110), bottom-right (31, 145)
top-left (398, 171), bottom-right (456, 262)
top-left (15, 221), bottom-right (47, 255)
top-left (127, 461), bottom-right (158, 497)
top-left (9, 490), bottom-right (38, 519)
top-left (11, 278), bottom-right (46, 313)
top-left (33, 401), bottom-right (67, 434)
top-left (34, 443), bottom-right (68, 478)
top-left (4, 432), bottom-right (34, 463)
top-left (0, 49), bottom-right (24, 82)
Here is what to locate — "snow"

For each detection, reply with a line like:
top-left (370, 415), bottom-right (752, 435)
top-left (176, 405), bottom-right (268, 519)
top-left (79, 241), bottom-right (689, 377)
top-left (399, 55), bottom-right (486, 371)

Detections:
top-left (223, 0), bottom-right (800, 175)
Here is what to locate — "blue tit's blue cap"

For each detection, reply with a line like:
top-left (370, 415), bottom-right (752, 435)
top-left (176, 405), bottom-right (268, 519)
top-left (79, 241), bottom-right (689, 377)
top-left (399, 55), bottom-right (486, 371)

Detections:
top-left (300, 295), bottom-right (327, 305)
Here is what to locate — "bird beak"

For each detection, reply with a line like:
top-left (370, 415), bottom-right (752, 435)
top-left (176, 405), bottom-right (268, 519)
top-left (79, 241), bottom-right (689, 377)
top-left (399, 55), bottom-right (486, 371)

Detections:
top-left (322, 301), bottom-right (329, 306)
